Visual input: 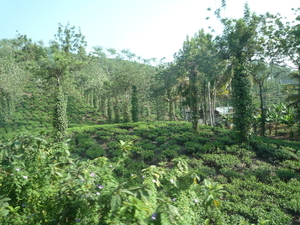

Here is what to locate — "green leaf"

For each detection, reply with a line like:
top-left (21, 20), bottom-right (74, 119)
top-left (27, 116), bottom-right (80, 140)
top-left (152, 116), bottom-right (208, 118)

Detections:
top-left (110, 194), bottom-right (121, 212)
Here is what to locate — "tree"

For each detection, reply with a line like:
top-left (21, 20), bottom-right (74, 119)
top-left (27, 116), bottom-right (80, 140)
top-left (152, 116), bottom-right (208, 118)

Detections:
top-left (175, 30), bottom-right (224, 130)
top-left (215, 5), bottom-right (268, 142)
top-left (40, 23), bottom-right (87, 141)
top-left (154, 62), bottom-right (180, 121)
top-left (95, 48), bottom-right (155, 123)
top-left (0, 40), bottom-right (27, 122)
top-left (248, 62), bottom-right (272, 136)
top-left (131, 85), bottom-right (138, 122)
top-left (267, 103), bottom-right (286, 136)
top-left (276, 8), bottom-right (300, 133)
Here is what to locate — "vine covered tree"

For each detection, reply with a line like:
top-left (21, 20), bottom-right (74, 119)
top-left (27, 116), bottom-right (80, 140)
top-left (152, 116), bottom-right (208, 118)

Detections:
top-left (41, 23), bottom-right (87, 141)
top-left (215, 5), bottom-right (269, 141)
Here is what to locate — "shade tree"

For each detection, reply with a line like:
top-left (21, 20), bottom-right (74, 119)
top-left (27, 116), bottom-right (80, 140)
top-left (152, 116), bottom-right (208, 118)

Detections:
top-left (0, 41), bottom-right (28, 123)
top-left (174, 30), bottom-right (225, 130)
top-left (214, 4), bottom-right (280, 141)
top-left (38, 23), bottom-right (87, 141)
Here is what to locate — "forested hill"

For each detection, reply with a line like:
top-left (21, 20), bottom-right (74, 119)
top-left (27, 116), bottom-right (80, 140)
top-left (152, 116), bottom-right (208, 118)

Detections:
top-left (0, 53), bottom-right (156, 136)
top-left (0, 37), bottom-right (158, 138)
top-left (0, 7), bottom-right (300, 142)
top-left (0, 33), bottom-right (296, 141)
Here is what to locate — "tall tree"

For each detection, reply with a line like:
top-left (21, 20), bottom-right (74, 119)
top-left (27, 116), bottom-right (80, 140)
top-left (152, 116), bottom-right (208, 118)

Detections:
top-left (40, 23), bottom-right (87, 141)
top-left (276, 8), bottom-right (300, 133)
top-left (0, 41), bottom-right (27, 122)
top-left (175, 30), bottom-right (224, 130)
top-left (215, 5), bottom-right (269, 142)
top-left (154, 62), bottom-right (180, 121)
top-left (96, 48), bottom-right (154, 123)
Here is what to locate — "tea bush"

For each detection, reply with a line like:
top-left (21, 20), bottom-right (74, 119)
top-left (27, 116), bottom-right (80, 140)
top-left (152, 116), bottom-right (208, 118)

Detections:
top-left (281, 160), bottom-right (300, 171)
top-left (201, 154), bottom-right (241, 169)
top-left (155, 136), bottom-right (168, 144)
top-left (275, 168), bottom-right (298, 182)
top-left (185, 141), bottom-right (202, 153)
top-left (86, 144), bottom-right (105, 159)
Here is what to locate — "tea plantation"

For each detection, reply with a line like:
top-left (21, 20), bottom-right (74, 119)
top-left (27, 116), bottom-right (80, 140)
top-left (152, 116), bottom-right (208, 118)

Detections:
top-left (1, 121), bottom-right (299, 224)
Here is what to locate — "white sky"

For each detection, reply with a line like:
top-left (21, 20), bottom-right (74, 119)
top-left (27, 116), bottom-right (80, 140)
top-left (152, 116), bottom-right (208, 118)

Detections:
top-left (1, 0), bottom-right (299, 62)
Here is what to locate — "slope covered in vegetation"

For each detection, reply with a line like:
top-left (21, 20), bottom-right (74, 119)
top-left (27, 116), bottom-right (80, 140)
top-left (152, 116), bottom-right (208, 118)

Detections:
top-left (0, 78), bottom-right (104, 139)
top-left (1, 3), bottom-right (300, 225)
top-left (1, 121), bottom-right (299, 224)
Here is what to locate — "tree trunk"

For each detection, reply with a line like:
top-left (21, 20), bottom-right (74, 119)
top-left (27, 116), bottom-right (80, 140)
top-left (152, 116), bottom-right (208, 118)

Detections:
top-left (259, 84), bottom-right (266, 136)
top-left (208, 81), bottom-right (213, 126)
top-left (114, 98), bottom-right (120, 123)
top-left (53, 84), bottom-right (68, 142)
top-left (100, 97), bottom-right (107, 118)
top-left (107, 98), bottom-right (112, 123)
top-left (167, 88), bottom-right (175, 121)
top-left (232, 63), bottom-right (253, 142)
top-left (123, 100), bottom-right (130, 123)
top-left (212, 86), bottom-right (217, 126)
top-left (203, 82), bottom-right (207, 125)
top-left (131, 85), bottom-right (139, 122)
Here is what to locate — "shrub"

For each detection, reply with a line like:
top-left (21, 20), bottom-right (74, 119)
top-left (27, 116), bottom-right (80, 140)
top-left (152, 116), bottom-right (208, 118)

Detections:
top-left (155, 136), bottom-right (168, 144)
top-left (220, 167), bottom-right (243, 181)
top-left (252, 167), bottom-right (273, 183)
top-left (86, 144), bottom-right (106, 159)
top-left (197, 166), bottom-right (216, 178)
top-left (98, 135), bottom-right (111, 142)
top-left (140, 149), bottom-right (155, 162)
top-left (161, 148), bottom-right (179, 161)
top-left (197, 130), bottom-right (214, 137)
top-left (140, 143), bottom-right (156, 150)
top-left (107, 141), bottom-right (120, 149)
top-left (185, 141), bottom-right (202, 153)
top-left (201, 154), bottom-right (241, 169)
top-left (275, 146), bottom-right (299, 161)
top-left (194, 136), bottom-right (210, 144)
top-left (167, 144), bottom-right (181, 152)
top-left (104, 127), bottom-right (128, 135)
top-left (281, 160), bottom-right (300, 172)
top-left (241, 156), bottom-right (252, 165)
top-left (285, 197), bottom-right (300, 213)
top-left (115, 134), bottom-right (134, 141)
top-left (158, 143), bottom-right (168, 150)
top-left (199, 143), bottom-right (216, 154)
top-left (172, 133), bottom-right (190, 145)
top-left (275, 168), bottom-right (298, 182)
top-left (144, 132), bottom-right (158, 140)
top-left (217, 136), bottom-right (236, 146)
top-left (78, 137), bottom-right (95, 148)
top-left (96, 130), bottom-right (112, 137)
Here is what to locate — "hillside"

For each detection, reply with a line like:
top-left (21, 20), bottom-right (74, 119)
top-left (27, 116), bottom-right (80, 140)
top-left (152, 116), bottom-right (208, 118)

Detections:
top-left (0, 79), bottom-right (102, 139)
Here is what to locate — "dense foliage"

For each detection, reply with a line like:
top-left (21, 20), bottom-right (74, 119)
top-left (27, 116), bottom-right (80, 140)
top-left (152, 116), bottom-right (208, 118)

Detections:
top-left (1, 2), bottom-right (300, 225)
top-left (1, 122), bottom-right (300, 224)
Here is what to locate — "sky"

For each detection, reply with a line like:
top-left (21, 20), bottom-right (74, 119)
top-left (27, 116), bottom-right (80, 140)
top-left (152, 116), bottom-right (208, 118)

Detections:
top-left (1, 0), bottom-right (299, 62)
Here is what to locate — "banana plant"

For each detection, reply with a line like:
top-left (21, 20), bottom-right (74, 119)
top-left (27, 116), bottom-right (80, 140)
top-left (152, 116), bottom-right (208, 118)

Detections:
top-left (267, 103), bottom-right (287, 136)
top-left (281, 107), bottom-right (296, 138)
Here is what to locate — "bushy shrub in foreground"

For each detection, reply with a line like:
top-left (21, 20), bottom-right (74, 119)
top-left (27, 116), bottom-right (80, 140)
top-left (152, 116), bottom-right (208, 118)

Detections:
top-left (0, 134), bottom-right (229, 225)
top-left (0, 133), bottom-right (295, 224)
